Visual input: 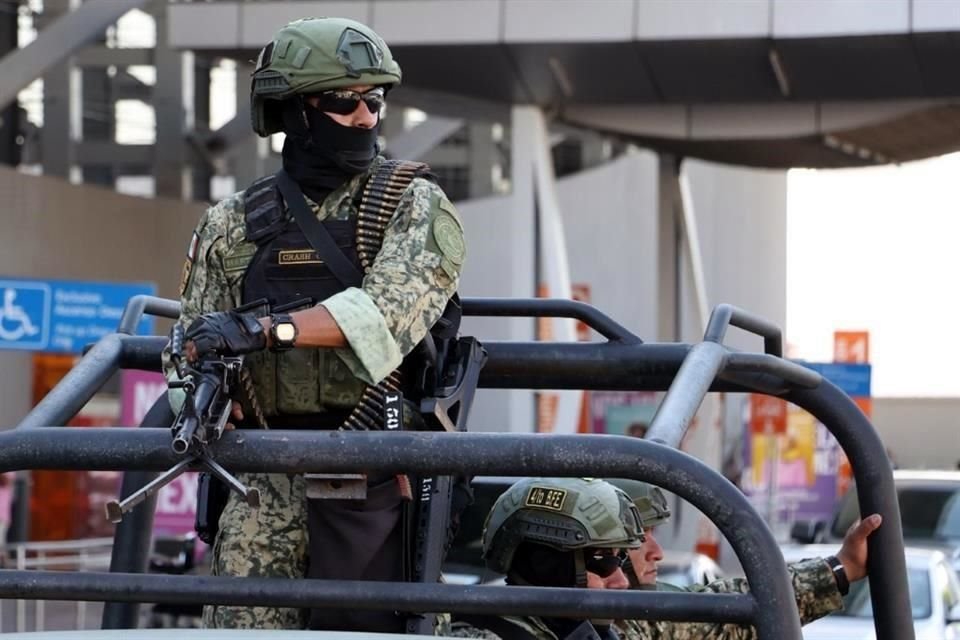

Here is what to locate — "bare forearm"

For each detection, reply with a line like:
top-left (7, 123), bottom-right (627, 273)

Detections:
top-left (258, 305), bottom-right (347, 349)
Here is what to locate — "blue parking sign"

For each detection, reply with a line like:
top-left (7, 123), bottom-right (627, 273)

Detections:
top-left (0, 277), bottom-right (157, 353)
top-left (0, 281), bottom-right (51, 350)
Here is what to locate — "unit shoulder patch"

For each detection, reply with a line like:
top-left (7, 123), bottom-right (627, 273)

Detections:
top-left (433, 214), bottom-right (466, 266)
top-left (179, 231), bottom-right (202, 296)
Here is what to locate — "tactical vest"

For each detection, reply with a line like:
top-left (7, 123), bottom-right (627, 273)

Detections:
top-left (234, 161), bottom-right (441, 424)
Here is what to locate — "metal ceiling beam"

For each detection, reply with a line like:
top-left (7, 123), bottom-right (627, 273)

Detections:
top-left (77, 141), bottom-right (152, 166)
top-left (0, 0), bottom-right (151, 111)
top-left (385, 116), bottom-right (464, 161)
top-left (75, 46), bottom-right (153, 68)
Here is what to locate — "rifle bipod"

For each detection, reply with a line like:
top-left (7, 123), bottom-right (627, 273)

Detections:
top-left (105, 451), bottom-right (259, 524)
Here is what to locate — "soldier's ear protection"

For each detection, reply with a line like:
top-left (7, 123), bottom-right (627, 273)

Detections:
top-left (250, 41), bottom-right (287, 137)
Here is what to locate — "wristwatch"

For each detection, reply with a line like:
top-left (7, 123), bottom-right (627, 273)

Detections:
top-left (269, 313), bottom-right (298, 351)
top-left (825, 555), bottom-right (850, 596)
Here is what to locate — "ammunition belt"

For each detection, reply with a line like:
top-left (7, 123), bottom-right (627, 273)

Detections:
top-left (342, 160), bottom-right (429, 436)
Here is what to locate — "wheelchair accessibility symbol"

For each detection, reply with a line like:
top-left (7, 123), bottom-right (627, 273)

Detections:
top-left (0, 283), bottom-right (49, 350)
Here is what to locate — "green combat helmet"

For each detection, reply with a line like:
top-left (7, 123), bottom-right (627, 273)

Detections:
top-left (482, 478), bottom-right (645, 587)
top-left (250, 17), bottom-right (402, 136)
top-left (606, 479), bottom-right (671, 528)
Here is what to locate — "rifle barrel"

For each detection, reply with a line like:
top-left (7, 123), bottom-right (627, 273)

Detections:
top-left (172, 416), bottom-right (199, 455)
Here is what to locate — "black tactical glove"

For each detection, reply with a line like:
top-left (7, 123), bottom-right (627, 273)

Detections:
top-left (185, 310), bottom-right (266, 359)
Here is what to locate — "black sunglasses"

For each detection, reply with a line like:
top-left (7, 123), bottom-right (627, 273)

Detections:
top-left (584, 548), bottom-right (628, 578)
top-left (310, 87), bottom-right (386, 115)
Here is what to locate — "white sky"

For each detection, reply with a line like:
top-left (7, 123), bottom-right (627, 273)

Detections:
top-left (786, 152), bottom-right (960, 398)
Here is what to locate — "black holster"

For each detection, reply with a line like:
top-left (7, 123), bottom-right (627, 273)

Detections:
top-left (195, 472), bottom-right (229, 545)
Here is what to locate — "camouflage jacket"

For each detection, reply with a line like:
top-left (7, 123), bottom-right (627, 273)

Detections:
top-left (165, 157), bottom-right (464, 414)
top-left (442, 559), bottom-right (841, 640)
top-left (444, 614), bottom-right (610, 640)
top-left (615, 558), bottom-right (842, 640)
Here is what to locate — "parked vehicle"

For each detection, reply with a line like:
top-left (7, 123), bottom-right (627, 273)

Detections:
top-left (792, 470), bottom-right (960, 570)
top-left (780, 545), bottom-right (960, 640)
top-left (658, 551), bottom-right (725, 588)
top-left (443, 476), bottom-right (514, 585)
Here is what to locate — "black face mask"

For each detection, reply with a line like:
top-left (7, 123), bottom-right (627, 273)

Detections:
top-left (506, 542), bottom-right (575, 588)
top-left (280, 99), bottom-right (380, 203)
top-left (302, 104), bottom-right (380, 174)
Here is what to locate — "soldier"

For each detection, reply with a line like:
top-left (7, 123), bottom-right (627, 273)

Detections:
top-left (445, 477), bottom-right (646, 640)
top-left (445, 477), bottom-right (881, 640)
top-left (606, 479), bottom-right (882, 640)
top-left (165, 16), bottom-right (465, 632)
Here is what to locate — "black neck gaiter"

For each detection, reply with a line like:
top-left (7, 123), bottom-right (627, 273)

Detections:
top-left (506, 542), bottom-right (576, 588)
top-left (280, 100), bottom-right (380, 203)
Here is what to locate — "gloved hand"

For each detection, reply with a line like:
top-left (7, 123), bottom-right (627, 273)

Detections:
top-left (184, 310), bottom-right (266, 360)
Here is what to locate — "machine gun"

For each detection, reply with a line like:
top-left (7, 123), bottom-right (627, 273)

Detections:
top-left (105, 315), bottom-right (261, 524)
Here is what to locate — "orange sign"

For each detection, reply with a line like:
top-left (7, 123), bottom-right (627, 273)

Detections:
top-left (834, 331), bottom-right (869, 364)
top-left (570, 283), bottom-right (591, 342)
top-left (749, 394), bottom-right (787, 435)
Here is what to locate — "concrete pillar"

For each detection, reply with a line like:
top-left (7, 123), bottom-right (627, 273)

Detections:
top-left (467, 122), bottom-right (495, 199)
top-left (0, 0), bottom-right (19, 166)
top-left (40, 0), bottom-right (74, 179)
top-left (579, 134), bottom-right (609, 169)
top-left (657, 153), bottom-right (680, 341)
top-left (191, 55), bottom-right (212, 201)
top-left (152, 0), bottom-right (186, 199)
top-left (228, 62), bottom-right (270, 189)
top-left (80, 66), bottom-right (114, 187)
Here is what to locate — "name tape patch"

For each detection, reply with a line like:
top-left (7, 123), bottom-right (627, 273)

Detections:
top-left (525, 486), bottom-right (567, 512)
top-left (278, 249), bottom-right (323, 265)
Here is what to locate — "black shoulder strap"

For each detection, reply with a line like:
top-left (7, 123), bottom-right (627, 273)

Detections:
top-left (243, 174), bottom-right (285, 244)
top-left (275, 169), bottom-right (364, 288)
top-left (454, 615), bottom-right (540, 640)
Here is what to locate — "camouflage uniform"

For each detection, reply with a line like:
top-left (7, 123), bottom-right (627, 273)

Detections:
top-left (169, 156), bottom-right (464, 629)
top-left (615, 557), bottom-right (841, 640)
top-left (447, 616), bottom-right (594, 640)
top-left (443, 559), bottom-right (840, 640)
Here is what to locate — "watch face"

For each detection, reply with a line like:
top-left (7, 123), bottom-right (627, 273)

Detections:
top-left (275, 322), bottom-right (297, 343)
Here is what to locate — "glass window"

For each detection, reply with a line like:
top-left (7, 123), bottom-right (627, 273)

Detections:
top-left (935, 492), bottom-right (960, 541)
top-left (838, 568), bottom-right (931, 620)
top-left (832, 485), bottom-right (960, 542)
top-left (899, 489), bottom-right (958, 539)
top-left (933, 561), bottom-right (958, 610)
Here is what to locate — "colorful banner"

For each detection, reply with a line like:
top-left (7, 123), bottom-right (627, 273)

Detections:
top-left (743, 361), bottom-right (871, 530)
top-left (120, 370), bottom-right (201, 537)
top-left (590, 391), bottom-right (659, 436)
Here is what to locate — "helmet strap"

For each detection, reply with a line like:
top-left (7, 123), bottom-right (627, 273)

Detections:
top-left (574, 549), bottom-right (588, 589)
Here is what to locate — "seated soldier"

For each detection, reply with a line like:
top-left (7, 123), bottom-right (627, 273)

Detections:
top-left (445, 477), bottom-right (645, 640)
top-left (606, 478), bottom-right (882, 640)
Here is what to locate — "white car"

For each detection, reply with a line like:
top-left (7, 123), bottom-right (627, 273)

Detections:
top-left (657, 551), bottom-right (724, 589)
top-left (780, 545), bottom-right (960, 640)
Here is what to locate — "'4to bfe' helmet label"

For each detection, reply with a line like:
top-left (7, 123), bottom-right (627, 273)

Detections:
top-left (525, 486), bottom-right (567, 511)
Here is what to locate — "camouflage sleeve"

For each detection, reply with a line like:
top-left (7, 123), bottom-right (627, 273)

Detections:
top-left (687, 558), bottom-right (842, 626)
top-left (442, 622), bottom-right (503, 640)
top-left (323, 177), bottom-right (464, 385)
top-left (616, 558), bottom-right (841, 640)
top-left (161, 196), bottom-right (243, 411)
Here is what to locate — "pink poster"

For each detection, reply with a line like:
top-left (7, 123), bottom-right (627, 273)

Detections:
top-left (120, 370), bottom-right (201, 537)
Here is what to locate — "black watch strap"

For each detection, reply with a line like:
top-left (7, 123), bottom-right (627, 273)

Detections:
top-left (825, 555), bottom-right (850, 596)
top-left (269, 313), bottom-right (298, 352)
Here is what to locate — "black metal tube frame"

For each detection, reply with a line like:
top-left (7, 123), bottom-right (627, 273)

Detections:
top-left (9, 296), bottom-right (913, 640)
top-left (0, 429), bottom-right (796, 638)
